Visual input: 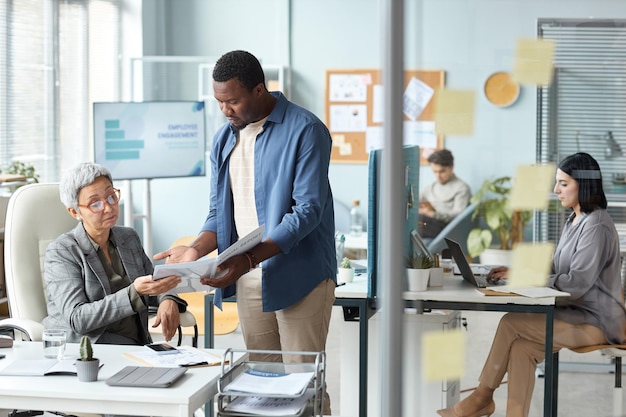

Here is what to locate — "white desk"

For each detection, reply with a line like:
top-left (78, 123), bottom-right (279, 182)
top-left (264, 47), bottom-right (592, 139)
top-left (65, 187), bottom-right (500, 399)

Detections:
top-left (404, 275), bottom-right (560, 417)
top-left (336, 274), bottom-right (560, 417)
top-left (0, 341), bottom-right (237, 417)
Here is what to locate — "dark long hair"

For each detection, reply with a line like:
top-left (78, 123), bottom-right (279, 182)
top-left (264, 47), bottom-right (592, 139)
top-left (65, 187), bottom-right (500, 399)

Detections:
top-left (558, 152), bottom-right (607, 212)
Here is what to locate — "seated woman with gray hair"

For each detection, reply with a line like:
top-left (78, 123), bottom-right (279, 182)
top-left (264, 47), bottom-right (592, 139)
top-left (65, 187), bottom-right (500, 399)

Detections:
top-left (42, 162), bottom-right (186, 344)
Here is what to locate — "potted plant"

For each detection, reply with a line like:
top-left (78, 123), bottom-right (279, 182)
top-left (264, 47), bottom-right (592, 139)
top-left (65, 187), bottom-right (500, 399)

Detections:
top-left (0, 160), bottom-right (40, 183)
top-left (466, 176), bottom-right (533, 264)
top-left (337, 257), bottom-right (355, 284)
top-left (75, 335), bottom-right (100, 382)
top-left (405, 253), bottom-right (433, 291)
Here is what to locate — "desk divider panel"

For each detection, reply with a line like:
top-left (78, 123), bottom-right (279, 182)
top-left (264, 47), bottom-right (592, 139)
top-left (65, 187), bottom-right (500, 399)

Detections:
top-left (367, 145), bottom-right (420, 299)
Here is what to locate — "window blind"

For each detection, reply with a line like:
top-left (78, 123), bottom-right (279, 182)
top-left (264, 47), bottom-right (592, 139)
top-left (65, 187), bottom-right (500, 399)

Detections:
top-left (536, 19), bottom-right (626, 282)
top-left (0, 0), bottom-right (121, 182)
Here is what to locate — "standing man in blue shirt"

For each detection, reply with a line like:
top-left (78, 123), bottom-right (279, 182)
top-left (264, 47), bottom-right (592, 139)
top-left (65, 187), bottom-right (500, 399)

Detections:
top-left (155, 50), bottom-right (336, 413)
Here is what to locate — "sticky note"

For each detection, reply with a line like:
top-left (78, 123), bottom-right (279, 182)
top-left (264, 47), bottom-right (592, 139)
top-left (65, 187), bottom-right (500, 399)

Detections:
top-left (510, 164), bottom-right (556, 210)
top-left (339, 142), bottom-right (352, 156)
top-left (434, 89), bottom-right (475, 136)
top-left (422, 329), bottom-right (466, 382)
top-left (513, 38), bottom-right (555, 85)
top-left (332, 134), bottom-right (346, 146)
top-left (507, 242), bottom-right (555, 288)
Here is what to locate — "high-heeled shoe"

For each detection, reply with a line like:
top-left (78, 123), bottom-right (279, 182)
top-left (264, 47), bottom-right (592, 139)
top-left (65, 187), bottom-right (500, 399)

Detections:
top-left (436, 399), bottom-right (495, 417)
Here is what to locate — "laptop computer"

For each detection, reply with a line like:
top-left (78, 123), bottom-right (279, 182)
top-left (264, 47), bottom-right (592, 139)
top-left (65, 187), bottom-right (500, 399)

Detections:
top-left (444, 237), bottom-right (497, 288)
top-left (106, 366), bottom-right (187, 388)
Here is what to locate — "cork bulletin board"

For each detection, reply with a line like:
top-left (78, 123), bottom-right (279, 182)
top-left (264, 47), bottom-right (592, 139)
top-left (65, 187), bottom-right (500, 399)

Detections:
top-left (325, 68), bottom-right (445, 164)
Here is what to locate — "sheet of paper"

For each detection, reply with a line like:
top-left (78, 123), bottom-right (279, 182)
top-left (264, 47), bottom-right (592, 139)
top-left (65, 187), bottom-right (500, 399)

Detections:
top-left (0, 358), bottom-right (102, 376)
top-left (372, 84), bottom-right (384, 123)
top-left (508, 242), bottom-right (555, 288)
top-left (329, 104), bottom-right (367, 132)
top-left (509, 164), bottom-right (556, 210)
top-left (403, 121), bottom-right (437, 148)
top-left (365, 125), bottom-right (384, 152)
top-left (124, 345), bottom-right (224, 367)
top-left (403, 77), bottom-right (434, 120)
top-left (329, 73), bottom-right (368, 102)
top-left (224, 368), bottom-right (315, 396)
top-left (153, 225), bottom-right (265, 291)
top-left (422, 329), bottom-right (466, 382)
top-left (484, 285), bottom-right (569, 298)
top-left (434, 89), bottom-right (475, 136)
top-left (513, 38), bottom-right (555, 85)
top-left (223, 388), bottom-right (315, 416)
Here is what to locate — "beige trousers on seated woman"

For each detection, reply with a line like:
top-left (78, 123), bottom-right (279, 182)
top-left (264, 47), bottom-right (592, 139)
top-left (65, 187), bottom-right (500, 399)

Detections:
top-left (479, 312), bottom-right (606, 417)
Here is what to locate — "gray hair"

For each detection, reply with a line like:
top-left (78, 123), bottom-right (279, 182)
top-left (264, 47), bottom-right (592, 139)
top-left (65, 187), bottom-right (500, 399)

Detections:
top-left (60, 162), bottom-right (113, 210)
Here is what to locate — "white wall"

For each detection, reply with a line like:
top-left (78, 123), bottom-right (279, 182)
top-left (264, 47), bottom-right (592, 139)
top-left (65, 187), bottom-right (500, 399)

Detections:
top-left (139, 0), bottom-right (626, 254)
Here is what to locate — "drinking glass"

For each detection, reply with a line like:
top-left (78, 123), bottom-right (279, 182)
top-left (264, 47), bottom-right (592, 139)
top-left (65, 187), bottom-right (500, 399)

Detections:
top-left (42, 329), bottom-right (66, 360)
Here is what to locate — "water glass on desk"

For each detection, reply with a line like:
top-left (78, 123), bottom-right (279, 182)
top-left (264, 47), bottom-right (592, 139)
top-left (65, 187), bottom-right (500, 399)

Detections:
top-left (42, 329), bottom-right (66, 360)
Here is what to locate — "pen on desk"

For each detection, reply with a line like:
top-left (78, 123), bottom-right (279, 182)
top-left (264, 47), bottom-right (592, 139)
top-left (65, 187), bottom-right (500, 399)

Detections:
top-left (180, 361), bottom-right (208, 368)
top-left (336, 282), bottom-right (346, 287)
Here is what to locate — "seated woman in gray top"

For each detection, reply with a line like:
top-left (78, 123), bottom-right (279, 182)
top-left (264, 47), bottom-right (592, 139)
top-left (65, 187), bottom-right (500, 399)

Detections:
top-left (42, 162), bottom-right (186, 344)
top-left (438, 152), bottom-right (626, 417)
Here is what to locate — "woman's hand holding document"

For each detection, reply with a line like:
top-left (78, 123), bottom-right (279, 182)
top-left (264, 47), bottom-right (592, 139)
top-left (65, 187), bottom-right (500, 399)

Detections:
top-left (152, 225), bottom-right (265, 293)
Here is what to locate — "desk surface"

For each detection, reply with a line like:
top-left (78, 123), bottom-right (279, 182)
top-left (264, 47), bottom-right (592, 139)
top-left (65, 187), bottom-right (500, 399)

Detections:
top-left (0, 341), bottom-right (236, 417)
top-left (335, 272), bottom-right (559, 306)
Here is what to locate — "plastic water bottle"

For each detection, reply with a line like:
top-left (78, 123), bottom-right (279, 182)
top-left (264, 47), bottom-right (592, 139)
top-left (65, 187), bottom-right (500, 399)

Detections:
top-left (349, 200), bottom-right (363, 236)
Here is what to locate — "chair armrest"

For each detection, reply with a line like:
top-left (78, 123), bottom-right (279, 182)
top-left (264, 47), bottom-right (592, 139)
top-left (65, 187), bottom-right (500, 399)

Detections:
top-left (0, 318), bottom-right (45, 341)
top-left (179, 311), bottom-right (196, 327)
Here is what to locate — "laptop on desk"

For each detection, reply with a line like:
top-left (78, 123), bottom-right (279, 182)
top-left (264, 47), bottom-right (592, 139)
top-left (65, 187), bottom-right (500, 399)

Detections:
top-left (444, 238), bottom-right (501, 288)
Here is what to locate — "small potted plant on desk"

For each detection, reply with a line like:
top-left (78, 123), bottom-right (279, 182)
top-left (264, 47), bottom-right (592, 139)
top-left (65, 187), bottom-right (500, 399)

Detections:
top-left (337, 257), bottom-right (355, 284)
top-left (75, 335), bottom-right (100, 382)
top-left (406, 253), bottom-right (434, 292)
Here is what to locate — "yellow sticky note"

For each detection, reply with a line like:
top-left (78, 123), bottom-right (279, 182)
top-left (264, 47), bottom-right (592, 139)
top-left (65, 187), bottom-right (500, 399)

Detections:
top-left (513, 38), bottom-right (555, 86)
top-left (332, 134), bottom-right (345, 146)
top-left (422, 329), bottom-right (466, 382)
top-left (508, 242), bottom-right (555, 288)
top-left (510, 164), bottom-right (556, 210)
top-left (434, 89), bottom-right (475, 136)
top-left (339, 142), bottom-right (352, 155)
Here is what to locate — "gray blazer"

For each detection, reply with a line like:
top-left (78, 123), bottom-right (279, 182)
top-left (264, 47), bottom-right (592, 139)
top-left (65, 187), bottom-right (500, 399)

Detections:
top-left (42, 223), bottom-right (184, 344)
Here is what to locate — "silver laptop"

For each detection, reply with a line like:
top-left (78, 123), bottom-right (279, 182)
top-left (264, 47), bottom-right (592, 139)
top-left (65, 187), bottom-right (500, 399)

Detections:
top-left (106, 366), bottom-right (187, 388)
top-left (444, 238), bottom-right (497, 288)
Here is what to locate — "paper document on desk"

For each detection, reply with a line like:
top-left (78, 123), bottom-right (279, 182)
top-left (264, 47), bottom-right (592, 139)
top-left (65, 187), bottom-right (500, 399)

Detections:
top-left (0, 358), bottom-right (102, 376)
top-left (153, 225), bottom-right (265, 292)
top-left (479, 286), bottom-right (570, 298)
top-left (124, 345), bottom-right (225, 367)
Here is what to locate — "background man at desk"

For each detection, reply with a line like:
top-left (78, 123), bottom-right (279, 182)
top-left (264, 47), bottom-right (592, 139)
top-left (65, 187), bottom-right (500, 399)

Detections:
top-left (418, 149), bottom-right (471, 238)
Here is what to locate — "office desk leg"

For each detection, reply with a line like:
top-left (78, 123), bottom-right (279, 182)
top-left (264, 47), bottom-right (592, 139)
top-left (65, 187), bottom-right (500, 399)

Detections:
top-left (204, 293), bottom-right (214, 417)
top-left (543, 309), bottom-right (556, 417)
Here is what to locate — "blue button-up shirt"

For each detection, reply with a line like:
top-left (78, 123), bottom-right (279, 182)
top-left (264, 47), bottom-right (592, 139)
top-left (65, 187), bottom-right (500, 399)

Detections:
top-left (201, 92), bottom-right (337, 311)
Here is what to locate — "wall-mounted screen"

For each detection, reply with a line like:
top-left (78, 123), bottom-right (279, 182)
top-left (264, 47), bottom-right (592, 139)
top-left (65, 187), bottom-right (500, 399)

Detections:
top-left (93, 101), bottom-right (206, 180)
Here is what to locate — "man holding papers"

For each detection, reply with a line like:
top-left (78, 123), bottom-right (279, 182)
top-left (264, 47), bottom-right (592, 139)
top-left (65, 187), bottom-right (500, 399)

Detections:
top-left (154, 50), bottom-right (336, 414)
top-left (438, 153), bottom-right (626, 417)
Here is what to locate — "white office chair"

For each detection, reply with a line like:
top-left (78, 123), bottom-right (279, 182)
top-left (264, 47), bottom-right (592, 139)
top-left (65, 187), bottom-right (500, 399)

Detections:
top-left (0, 183), bottom-right (196, 344)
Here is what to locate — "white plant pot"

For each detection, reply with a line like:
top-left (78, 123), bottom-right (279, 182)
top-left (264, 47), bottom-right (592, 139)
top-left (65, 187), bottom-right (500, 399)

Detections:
top-left (337, 267), bottom-right (355, 284)
top-left (480, 248), bottom-right (513, 267)
top-left (406, 268), bottom-right (430, 292)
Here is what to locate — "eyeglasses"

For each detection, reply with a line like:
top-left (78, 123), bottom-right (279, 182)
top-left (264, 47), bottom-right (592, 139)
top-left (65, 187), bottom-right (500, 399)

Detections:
top-left (78, 188), bottom-right (121, 213)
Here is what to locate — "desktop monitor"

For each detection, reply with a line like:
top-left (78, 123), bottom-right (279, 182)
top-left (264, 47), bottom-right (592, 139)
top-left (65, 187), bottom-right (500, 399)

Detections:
top-left (367, 145), bottom-right (420, 298)
top-left (93, 101), bottom-right (207, 180)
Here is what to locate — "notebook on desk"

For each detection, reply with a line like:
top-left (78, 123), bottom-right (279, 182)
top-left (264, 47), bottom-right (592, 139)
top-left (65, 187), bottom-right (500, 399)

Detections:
top-left (444, 238), bottom-right (500, 288)
top-left (106, 366), bottom-right (187, 388)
